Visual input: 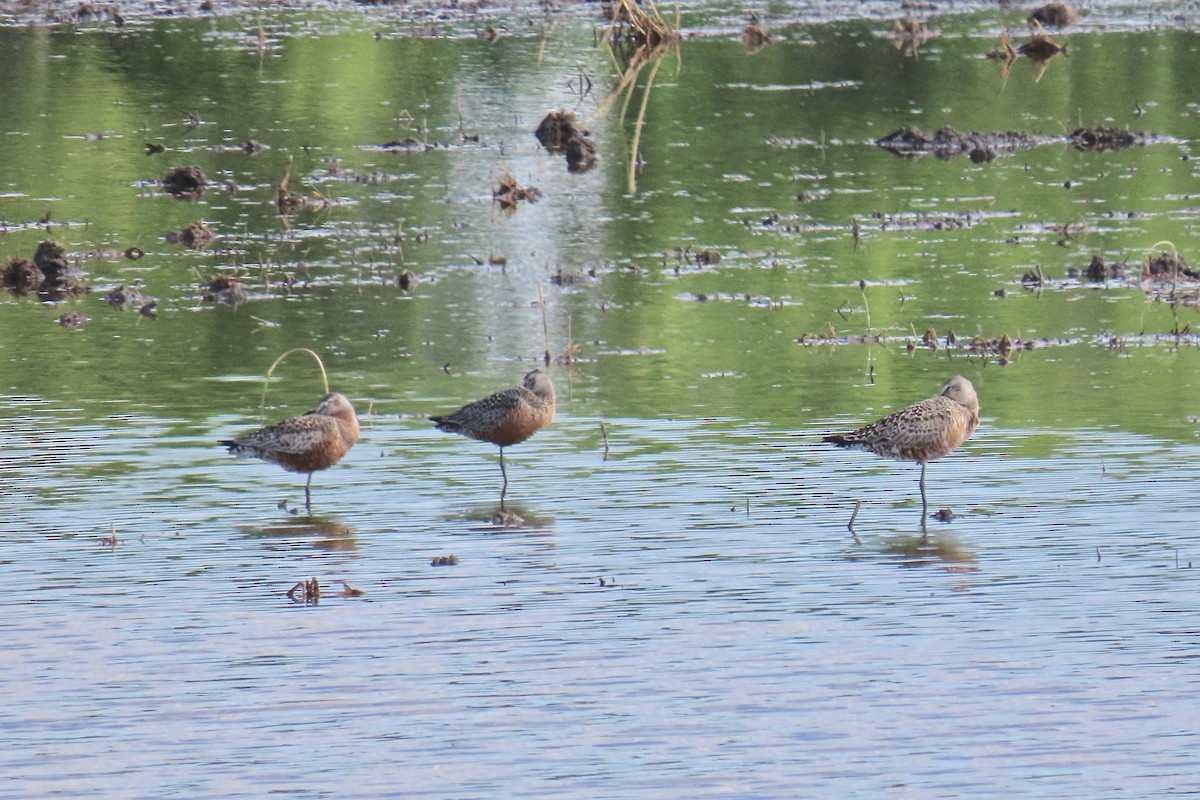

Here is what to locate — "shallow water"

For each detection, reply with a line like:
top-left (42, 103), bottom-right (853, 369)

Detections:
top-left (3, 3), bottom-right (1200, 797)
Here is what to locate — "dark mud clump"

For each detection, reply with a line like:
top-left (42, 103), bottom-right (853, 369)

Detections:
top-left (104, 284), bottom-right (147, 310)
top-left (565, 132), bottom-right (598, 173)
top-left (382, 137), bottom-right (432, 152)
top-left (166, 219), bottom-right (215, 250)
top-left (202, 275), bottom-right (248, 305)
top-left (1145, 250), bottom-right (1200, 279)
top-left (877, 125), bottom-right (1155, 161)
top-left (1081, 254), bottom-right (1127, 282)
top-left (2, 259), bottom-right (44, 294)
top-left (535, 111), bottom-right (577, 151)
top-left (5, 241), bottom-right (86, 298)
top-left (876, 126), bottom-right (1052, 160)
top-left (34, 240), bottom-right (73, 285)
top-left (162, 165), bottom-right (207, 197)
top-left (535, 111), bottom-right (598, 174)
top-left (1027, 2), bottom-right (1077, 27)
top-left (1069, 127), bottom-right (1152, 152)
top-left (57, 312), bottom-right (89, 328)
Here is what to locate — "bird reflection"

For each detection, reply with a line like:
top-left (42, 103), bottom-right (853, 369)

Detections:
top-left (877, 531), bottom-right (977, 571)
top-left (239, 516), bottom-right (357, 552)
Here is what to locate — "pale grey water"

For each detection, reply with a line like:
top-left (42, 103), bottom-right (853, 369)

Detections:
top-left (4, 414), bottom-right (1200, 797)
top-left (4, 1), bottom-right (1200, 796)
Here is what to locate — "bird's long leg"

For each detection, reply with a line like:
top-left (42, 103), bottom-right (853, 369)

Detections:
top-left (498, 448), bottom-right (508, 510)
top-left (919, 462), bottom-right (928, 535)
top-left (304, 472), bottom-right (314, 515)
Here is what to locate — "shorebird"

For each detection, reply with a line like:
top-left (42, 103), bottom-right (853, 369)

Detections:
top-left (221, 392), bottom-right (359, 514)
top-left (823, 376), bottom-right (979, 528)
top-left (431, 369), bottom-right (556, 508)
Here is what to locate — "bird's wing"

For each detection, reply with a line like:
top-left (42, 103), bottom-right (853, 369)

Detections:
top-left (862, 396), bottom-right (960, 444)
top-left (233, 415), bottom-right (338, 454)
top-left (443, 387), bottom-right (528, 428)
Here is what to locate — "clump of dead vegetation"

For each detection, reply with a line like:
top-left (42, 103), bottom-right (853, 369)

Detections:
top-left (604, 0), bottom-right (680, 51)
top-left (2, 240), bottom-right (87, 300)
top-left (165, 220), bottom-right (215, 250)
top-left (1027, 2), bottom-right (1076, 28)
top-left (202, 274), bottom-right (249, 306)
top-left (493, 168), bottom-right (541, 211)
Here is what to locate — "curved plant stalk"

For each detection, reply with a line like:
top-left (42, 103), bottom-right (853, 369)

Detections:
top-left (260, 347), bottom-right (331, 412)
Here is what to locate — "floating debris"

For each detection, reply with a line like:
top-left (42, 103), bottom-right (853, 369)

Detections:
top-left (104, 284), bottom-right (143, 310)
top-left (34, 240), bottom-right (72, 285)
top-left (535, 111), bottom-right (598, 174)
top-left (161, 165), bottom-right (207, 197)
top-left (287, 577), bottom-right (320, 604)
top-left (2, 259), bottom-right (43, 294)
top-left (877, 125), bottom-right (1156, 161)
top-left (202, 275), bottom-right (248, 306)
top-left (57, 312), bottom-right (89, 328)
top-left (550, 268), bottom-right (589, 286)
top-left (145, 142), bottom-right (166, 155)
top-left (397, 270), bottom-right (416, 293)
top-left (1078, 254), bottom-right (1127, 282)
top-left (493, 169), bottom-right (541, 211)
top-left (565, 132), bottom-right (598, 173)
top-left (741, 24), bottom-right (771, 50)
top-left (888, 18), bottom-right (934, 51)
top-left (431, 555), bottom-right (459, 567)
top-left (534, 110), bottom-right (578, 151)
top-left (337, 580), bottom-right (365, 597)
top-left (165, 219), bottom-right (215, 250)
top-left (381, 137), bottom-right (432, 151)
top-left (1027, 2), bottom-right (1077, 27)
top-left (876, 125), bottom-right (1055, 160)
top-left (1145, 249), bottom-right (1199, 279)
top-left (1069, 127), bottom-right (1152, 152)
top-left (1018, 31), bottom-right (1066, 62)
top-left (605, 0), bottom-right (680, 50)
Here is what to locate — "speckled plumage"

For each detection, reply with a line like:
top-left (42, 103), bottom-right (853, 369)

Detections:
top-left (431, 369), bottom-right (555, 507)
top-left (824, 376), bottom-right (979, 527)
top-left (221, 392), bottom-right (359, 512)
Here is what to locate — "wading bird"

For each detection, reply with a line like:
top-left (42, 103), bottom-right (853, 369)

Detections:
top-left (431, 369), bottom-right (556, 508)
top-left (221, 392), bottom-right (359, 514)
top-left (823, 376), bottom-right (979, 529)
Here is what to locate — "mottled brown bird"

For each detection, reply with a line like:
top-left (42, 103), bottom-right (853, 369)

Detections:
top-left (823, 376), bottom-right (979, 527)
top-left (221, 392), bottom-right (359, 514)
top-left (431, 369), bottom-right (556, 508)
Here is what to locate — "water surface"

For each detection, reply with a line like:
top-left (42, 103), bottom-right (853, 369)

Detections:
top-left (3, 4), bottom-right (1200, 797)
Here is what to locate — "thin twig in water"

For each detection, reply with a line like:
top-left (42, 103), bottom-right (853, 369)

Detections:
top-left (599, 421), bottom-right (610, 460)
top-left (537, 283), bottom-right (551, 366)
top-left (848, 499), bottom-right (863, 534)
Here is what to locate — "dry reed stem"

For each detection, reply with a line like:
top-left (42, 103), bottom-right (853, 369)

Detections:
top-left (260, 347), bottom-right (331, 414)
